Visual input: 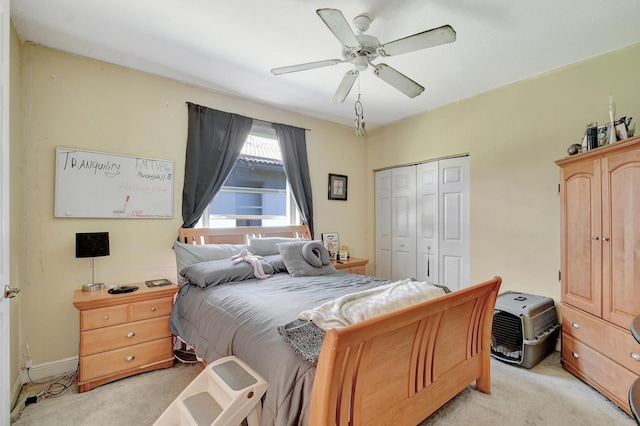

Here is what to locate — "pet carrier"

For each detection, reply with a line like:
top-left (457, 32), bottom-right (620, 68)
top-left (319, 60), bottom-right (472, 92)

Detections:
top-left (490, 291), bottom-right (560, 368)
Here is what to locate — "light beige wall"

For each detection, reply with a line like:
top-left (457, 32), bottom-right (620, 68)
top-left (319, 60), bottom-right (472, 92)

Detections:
top-left (18, 44), bottom-right (365, 366)
top-left (366, 43), bottom-right (640, 304)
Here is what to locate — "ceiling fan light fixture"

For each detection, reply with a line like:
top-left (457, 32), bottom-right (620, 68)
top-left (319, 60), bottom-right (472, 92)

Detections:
top-left (354, 55), bottom-right (368, 71)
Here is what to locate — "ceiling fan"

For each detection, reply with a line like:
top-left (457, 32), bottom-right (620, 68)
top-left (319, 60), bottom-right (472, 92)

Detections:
top-left (271, 8), bottom-right (456, 103)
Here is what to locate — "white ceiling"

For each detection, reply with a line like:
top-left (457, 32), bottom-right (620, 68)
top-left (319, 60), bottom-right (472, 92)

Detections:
top-left (10, 0), bottom-right (640, 130)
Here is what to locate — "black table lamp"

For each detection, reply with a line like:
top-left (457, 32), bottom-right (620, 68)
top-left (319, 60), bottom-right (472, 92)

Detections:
top-left (76, 232), bottom-right (110, 292)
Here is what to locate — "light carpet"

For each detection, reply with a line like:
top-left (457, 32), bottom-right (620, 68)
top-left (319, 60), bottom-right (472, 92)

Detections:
top-left (12, 351), bottom-right (635, 425)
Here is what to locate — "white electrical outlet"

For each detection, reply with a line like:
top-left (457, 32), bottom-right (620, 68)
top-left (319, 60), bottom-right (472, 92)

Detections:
top-left (25, 355), bottom-right (32, 369)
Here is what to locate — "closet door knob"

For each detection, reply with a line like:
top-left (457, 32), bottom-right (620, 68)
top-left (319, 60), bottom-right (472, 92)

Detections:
top-left (592, 236), bottom-right (599, 240)
top-left (602, 237), bottom-right (610, 241)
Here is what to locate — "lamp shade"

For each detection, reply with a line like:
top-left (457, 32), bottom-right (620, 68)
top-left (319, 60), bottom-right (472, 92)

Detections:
top-left (76, 232), bottom-right (110, 258)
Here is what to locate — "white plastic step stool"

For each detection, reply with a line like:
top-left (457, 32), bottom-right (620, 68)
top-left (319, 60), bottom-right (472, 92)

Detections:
top-left (154, 356), bottom-right (268, 426)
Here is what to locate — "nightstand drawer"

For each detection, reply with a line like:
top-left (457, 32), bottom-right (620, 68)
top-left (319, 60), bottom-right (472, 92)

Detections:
top-left (80, 316), bottom-right (171, 356)
top-left (81, 305), bottom-right (129, 330)
top-left (79, 337), bottom-right (173, 381)
top-left (344, 265), bottom-right (366, 274)
top-left (132, 297), bottom-right (173, 320)
top-left (332, 257), bottom-right (368, 275)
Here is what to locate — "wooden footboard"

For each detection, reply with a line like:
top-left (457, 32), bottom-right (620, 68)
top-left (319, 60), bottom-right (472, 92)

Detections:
top-left (309, 276), bottom-right (502, 426)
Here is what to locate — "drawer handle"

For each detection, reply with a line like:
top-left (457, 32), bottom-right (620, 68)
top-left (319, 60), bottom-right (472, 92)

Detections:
top-left (126, 332), bottom-right (136, 338)
top-left (571, 351), bottom-right (579, 359)
top-left (125, 355), bottom-right (135, 362)
top-left (631, 352), bottom-right (640, 361)
top-left (103, 315), bottom-right (109, 320)
top-left (151, 307), bottom-right (156, 312)
top-left (571, 322), bottom-right (580, 329)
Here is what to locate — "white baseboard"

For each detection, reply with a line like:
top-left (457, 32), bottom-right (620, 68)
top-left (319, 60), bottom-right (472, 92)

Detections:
top-left (10, 372), bottom-right (22, 408)
top-left (20, 356), bottom-right (79, 384)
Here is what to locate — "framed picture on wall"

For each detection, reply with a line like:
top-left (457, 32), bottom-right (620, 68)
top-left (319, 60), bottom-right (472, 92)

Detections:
top-left (328, 173), bottom-right (348, 201)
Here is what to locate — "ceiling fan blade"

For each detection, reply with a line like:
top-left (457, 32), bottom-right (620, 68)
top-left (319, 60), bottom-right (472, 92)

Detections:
top-left (271, 59), bottom-right (343, 75)
top-left (373, 64), bottom-right (424, 98)
top-left (332, 70), bottom-right (359, 103)
top-left (317, 9), bottom-right (362, 50)
top-left (378, 25), bottom-right (456, 57)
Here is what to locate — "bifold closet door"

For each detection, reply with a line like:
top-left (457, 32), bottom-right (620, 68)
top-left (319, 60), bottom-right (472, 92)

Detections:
top-left (416, 161), bottom-right (439, 284)
top-left (375, 169), bottom-right (392, 279)
top-left (375, 157), bottom-right (468, 288)
top-left (390, 166), bottom-right (417, 280)
top-left (436, 157), bottom-right (469, 291)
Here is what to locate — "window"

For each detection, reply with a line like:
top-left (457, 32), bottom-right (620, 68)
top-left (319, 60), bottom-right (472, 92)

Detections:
top-left (200, 124), bottom-right (299, 228)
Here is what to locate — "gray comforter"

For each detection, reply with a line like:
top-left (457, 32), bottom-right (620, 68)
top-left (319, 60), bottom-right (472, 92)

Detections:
top-left (170, 271), bottom-right (389, 426)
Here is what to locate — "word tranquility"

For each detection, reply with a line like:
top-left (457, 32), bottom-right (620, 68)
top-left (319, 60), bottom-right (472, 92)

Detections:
top-left (61, 152), bottom-right (172, 181)
top-left (61, 152), bottom-right (121, 177)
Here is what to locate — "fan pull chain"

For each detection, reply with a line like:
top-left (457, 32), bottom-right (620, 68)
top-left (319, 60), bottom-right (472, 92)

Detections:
top-left (355, 76), bottom-right (366, 137)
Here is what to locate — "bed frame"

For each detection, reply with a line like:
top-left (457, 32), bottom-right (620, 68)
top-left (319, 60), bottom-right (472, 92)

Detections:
top-left (177, 225), bottom-right (501, 425)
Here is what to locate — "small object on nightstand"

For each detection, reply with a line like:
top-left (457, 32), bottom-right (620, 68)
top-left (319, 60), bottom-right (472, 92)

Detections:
top-left (107, 285), bottom-right (139, 294)
top-left (145, 278), bottom-right (172, 287)
top-left (82, 283), bottom-right (104, 292)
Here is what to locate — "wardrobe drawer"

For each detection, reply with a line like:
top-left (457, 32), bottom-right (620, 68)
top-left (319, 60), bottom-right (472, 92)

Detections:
top-left (79, 337), bottom-right (173, 382)
top-left (562, 333), bottom-right (635, 414)
top-left (80, 316), bottom-right (171, 356)
top-left (80, 304), bottom-right (129, 331)
top-left (131, 297), bottom-right (173, 320)
top-left (562, 304), bottom-right (640, 374)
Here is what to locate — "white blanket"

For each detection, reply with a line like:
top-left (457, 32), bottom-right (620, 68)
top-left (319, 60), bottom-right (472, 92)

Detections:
top-left (298, 279), bottom-right (446, 331)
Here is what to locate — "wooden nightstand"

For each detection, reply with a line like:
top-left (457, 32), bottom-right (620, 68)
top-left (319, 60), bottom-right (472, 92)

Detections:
top-left (73, 283), bottom-right (178, 392)
top-left (332, 257), bottom-right (369, 275)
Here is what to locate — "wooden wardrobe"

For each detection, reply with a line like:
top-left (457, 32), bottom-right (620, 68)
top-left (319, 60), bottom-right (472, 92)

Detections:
top-left (557, 136), bottom-right (640, 416)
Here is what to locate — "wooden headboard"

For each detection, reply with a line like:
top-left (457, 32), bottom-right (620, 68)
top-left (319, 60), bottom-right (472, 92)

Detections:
top-left (177, 225), bottom-right (312, 245)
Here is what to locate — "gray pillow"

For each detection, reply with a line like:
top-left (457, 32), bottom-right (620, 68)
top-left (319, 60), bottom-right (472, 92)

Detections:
top-left (180, 258), bottom-right (274, 288)
top-left (262, 254), bottom-right (287, 273)
top-left (174, 241), bottom-right (248, 286)
top-left (248, 236), bottom-right (308, 256)
top-left (277, 241), bottom-right (337, 277)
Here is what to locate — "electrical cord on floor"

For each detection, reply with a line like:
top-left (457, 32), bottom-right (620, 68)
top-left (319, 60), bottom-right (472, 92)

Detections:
top-left (25, 367), bottom-right (79, 402)
top-left (11, 366), bottom-right (79, 422)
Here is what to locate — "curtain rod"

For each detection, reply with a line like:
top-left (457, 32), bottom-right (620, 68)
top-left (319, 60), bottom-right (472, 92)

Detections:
top-left (253, 118), bottom-right (310, 132)
top-left (186, 102), bottom-right (311, 132)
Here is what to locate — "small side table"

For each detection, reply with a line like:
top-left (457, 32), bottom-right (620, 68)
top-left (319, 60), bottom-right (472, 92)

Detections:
top-left (73, 282), bottom-right (178, 392)
top-left (332, 257), bottom-right (368, 275)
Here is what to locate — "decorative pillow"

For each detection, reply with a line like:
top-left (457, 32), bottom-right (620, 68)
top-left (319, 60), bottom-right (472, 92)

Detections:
top-left (301, 241), bottom-right (331, 267)
top-left (179, 258), bottom-right (274, 288)
top-left (262, 254), bottom-right (288, 273)
top-left (248, 236), bottom-right (308, 256)
top-left (277, 241), bottom-right (337, 277)
top-left (174, 241), bottom-right (248, 286)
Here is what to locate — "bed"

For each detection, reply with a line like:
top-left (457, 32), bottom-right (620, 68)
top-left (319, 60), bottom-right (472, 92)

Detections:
top-left (170, 225), bottom-right (501, 426)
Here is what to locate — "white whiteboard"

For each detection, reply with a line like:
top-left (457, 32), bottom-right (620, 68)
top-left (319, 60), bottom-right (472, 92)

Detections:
top-left (55, 147), bottom-right (174, 219)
